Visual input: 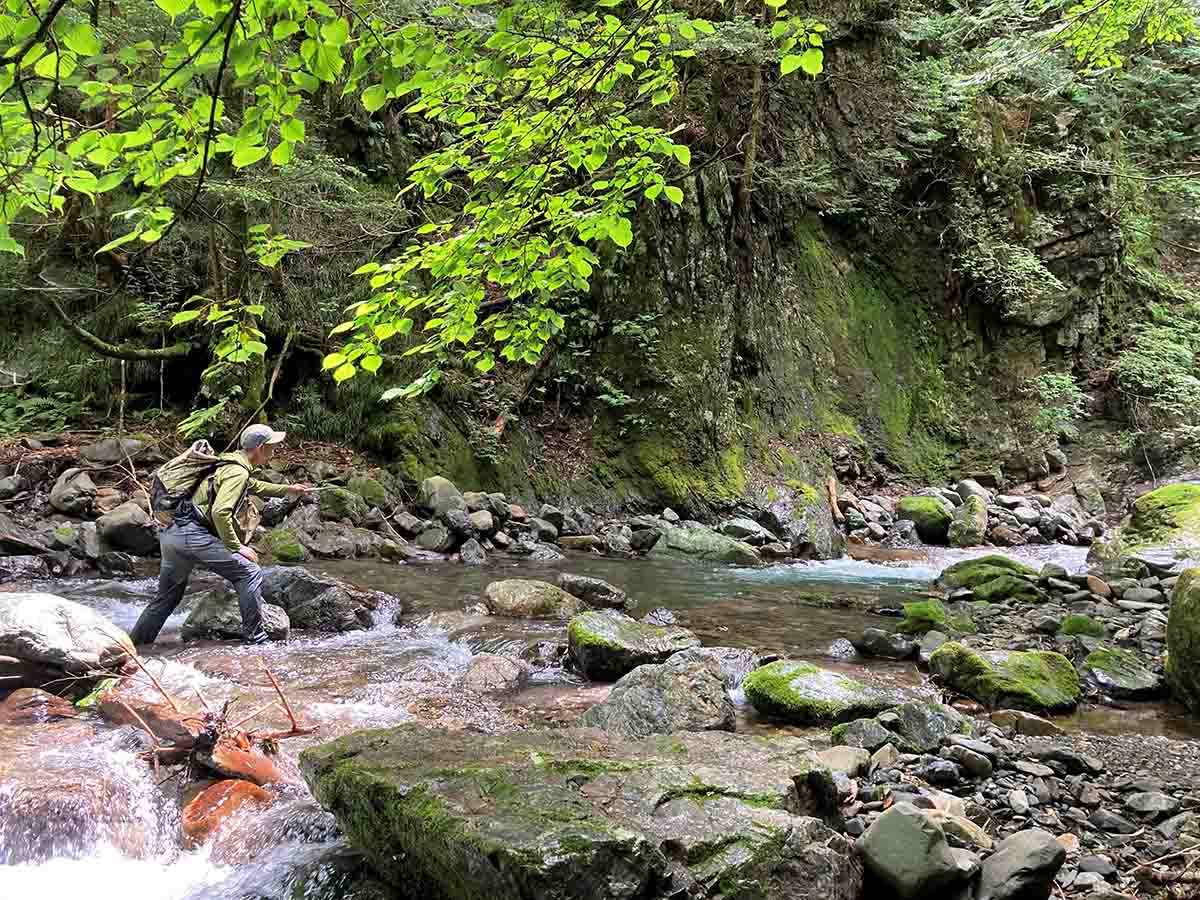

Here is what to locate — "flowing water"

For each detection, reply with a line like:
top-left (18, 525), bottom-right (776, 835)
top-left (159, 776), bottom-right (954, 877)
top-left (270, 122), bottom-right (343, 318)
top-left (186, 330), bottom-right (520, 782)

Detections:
top-left (1, 542), bottom-right (1196, 898)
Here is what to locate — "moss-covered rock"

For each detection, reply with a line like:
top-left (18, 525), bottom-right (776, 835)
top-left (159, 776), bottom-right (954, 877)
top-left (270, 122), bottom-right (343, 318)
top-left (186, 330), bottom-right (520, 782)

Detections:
top-left (1058, 614), bottom-right (1105, 638)
top-left (483, 580), bottom-right (585, 619)
top-left (299, 726), bottom-right (863, 900)
top-left (972, 574), bottom-right (1045, 605)
top-left (262, 527), bottom-right (309, 564)
top-left (647, 522), bottom-right (761, 566)
top-left (947, 495), bottom-right (987, 548)
top-left (346, 475), bottom-right (389, 509)
top-left (1081, 646), bottom-right (1163, 700)
top-left (1166, 568), bottom-right (1200, 713)
top-left (897, 599), bottom-right (975, 636)
top-left (743, 660), bottom-right (903, 725)
top-left (895, 497), bottom-right (952, 543)
top-left (935, 555), bottom-right (1038, 591)
top-left (1088, 482), bottom-right (1200, 570)
top-left (567, 611), bottom-right (701, 681)
top-left (928, 642), bottom-right (1080, 712)
top-left (319, 487), bottom-right (370, 526)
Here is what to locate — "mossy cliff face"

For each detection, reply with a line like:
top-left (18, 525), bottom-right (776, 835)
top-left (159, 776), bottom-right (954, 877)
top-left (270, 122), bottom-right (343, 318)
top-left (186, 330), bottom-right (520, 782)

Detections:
top-left (298, 725), bottom-right (863, 900)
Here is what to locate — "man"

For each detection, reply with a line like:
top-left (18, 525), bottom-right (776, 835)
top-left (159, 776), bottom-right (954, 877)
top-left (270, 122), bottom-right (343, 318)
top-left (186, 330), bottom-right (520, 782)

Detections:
top-left (129, 424), bottom-right (311, 646)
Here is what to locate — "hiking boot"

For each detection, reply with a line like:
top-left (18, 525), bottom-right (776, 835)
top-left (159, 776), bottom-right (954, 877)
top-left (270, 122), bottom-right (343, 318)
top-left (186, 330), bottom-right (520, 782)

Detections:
top-left (244, 629), bottom-right (270, 645)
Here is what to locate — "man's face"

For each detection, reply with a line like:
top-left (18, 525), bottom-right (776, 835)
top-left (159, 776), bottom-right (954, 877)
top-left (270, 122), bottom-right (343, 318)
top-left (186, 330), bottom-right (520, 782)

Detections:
top-left (260, 443), bottom-right (277, 463)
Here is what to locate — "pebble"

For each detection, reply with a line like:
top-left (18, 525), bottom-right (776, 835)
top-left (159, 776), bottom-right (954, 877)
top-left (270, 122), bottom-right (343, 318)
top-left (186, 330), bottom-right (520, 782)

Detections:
top-left (1008, 789), bottom-right (1030, 815)
top-left (1011, 760), bottom-right (1054, 777)
top-left (1078, 855), bottom-right (1116, 876)
top-left (1088, 809), bottom-right (1137, 834)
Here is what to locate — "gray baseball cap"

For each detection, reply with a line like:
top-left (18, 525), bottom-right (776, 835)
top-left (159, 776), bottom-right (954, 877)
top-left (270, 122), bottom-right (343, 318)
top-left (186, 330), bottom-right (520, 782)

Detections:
top-left (240, 424), bottom-right (287, 450)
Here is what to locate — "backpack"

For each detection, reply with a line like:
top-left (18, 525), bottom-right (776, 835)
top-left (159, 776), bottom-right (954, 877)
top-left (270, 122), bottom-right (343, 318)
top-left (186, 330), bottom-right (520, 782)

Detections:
top-left (149, 440), bottom-right (245, 523)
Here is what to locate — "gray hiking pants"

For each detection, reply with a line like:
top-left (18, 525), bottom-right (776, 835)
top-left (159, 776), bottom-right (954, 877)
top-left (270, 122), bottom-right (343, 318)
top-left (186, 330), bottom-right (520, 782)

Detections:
top-left (129, 519), bottom-right (263, 645)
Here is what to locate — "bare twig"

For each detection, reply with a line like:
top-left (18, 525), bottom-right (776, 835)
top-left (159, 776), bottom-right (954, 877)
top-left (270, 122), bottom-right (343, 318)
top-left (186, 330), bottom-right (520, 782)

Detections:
top-left (124, 652), bottom-right (180, 712)
top-left (259, 660), bottom-right (317, 738)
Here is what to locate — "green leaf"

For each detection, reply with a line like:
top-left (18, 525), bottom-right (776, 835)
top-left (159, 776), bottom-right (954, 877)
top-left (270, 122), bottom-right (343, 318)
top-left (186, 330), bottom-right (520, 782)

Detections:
top-left (233, 144), bottom-right (268, 168)
top-left (673, 144), bottom-right (691, 166)
top-left (270, 141), bottom-right (293, 166)
top-left (95, 231), bottom-right (139, 254)
top-left (798, 48), bottom-right (823, 76)
top-left (608, 218), bottom-right (633, 248)
top-left (320, 17), bottom-right (350, 48)
top-left (273, 20), bottom-right (301, 40)
top-left (692, 19), bottom-right (714, 35)
top-left (322, 352), bottom-right (346, 370)
top-left (280, 118), bottom-right (305, 142)
top-left (664, 185), bottom-right (684, 205)
top-left (476, 354), bottom-right (495, 374)
top-left (94, 170), bottom-right (128, 193)
top-left (333, 362), bottom-right (356, 382)
top-left (361, 354), bottom-right (382, 373)
top-left (362, 84), bottom-right (388, 112)
top-left (780, 54), bottom-right (803, 76)
top-left (171, 309), bottom-right (202, 326)
top-left (244, 340), bottom-right (269, 355)
top-left (330, 321), bottom-right (356, 335)
top-left (62, 22), bottom-right (102, 56)
top-left (154, 0), bottom-right (192, 16)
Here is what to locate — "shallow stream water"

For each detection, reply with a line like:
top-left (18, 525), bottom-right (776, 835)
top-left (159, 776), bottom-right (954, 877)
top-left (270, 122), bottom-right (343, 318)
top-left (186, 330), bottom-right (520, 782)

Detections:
top-left (1, 543), bottom-right (1196, 898)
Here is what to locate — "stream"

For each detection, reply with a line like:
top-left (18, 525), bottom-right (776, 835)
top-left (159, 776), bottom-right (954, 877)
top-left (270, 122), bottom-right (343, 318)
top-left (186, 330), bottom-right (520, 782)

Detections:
top-left (2, 544), bottom-right (1197, 899)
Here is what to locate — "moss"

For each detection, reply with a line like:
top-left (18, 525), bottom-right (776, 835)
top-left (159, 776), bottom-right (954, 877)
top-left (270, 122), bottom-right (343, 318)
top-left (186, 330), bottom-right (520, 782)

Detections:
top-left (1166, 568), bottom-right (1200, 712)
top-left (936, 554), bottom-right (1039, 590)
top-left (898, 599), bottom-right (975, 635)
top-left (262, 527), bottom-right (307, 563)
top-left (895, 496), bottom-right (952, 543)
top-left (75, 677), bottom-right (117, 709)
top-left (743, 660), bottom-right (893, 724)
top-left (1128, 483), bottom-right (1200, 544)
top-left (972, 573), bottom-right (1046, 604)
top-left (566, 617), bottom-right (624, 652)
top-left (346, 474), bottom-right (388, 507)
top-left (929, 641), bottom-right (1080, 712)
top-left (1059, 614), bottom-right (1105, 638)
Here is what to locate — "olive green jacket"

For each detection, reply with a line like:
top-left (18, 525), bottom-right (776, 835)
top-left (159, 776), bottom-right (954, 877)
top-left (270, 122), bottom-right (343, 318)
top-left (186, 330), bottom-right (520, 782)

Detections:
top-left (191, 450), bottom-right (290, 551)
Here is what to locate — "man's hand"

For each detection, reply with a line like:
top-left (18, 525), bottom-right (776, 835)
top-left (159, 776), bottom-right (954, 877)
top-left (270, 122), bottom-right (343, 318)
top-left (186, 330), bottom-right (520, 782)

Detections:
top-left (238, 544), bottom-right (259, 564)
top-left (286, 483), bottom-right (314, 495)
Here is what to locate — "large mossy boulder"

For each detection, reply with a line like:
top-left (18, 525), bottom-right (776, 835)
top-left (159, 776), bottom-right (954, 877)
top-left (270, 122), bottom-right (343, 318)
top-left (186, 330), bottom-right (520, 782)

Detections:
top-left (935, 555), bottom-right (1038, 591)
top-left (895, 497), bottom-right (952, 544)
top-left (947, 495), bottom-right (987, 548)
top-left (972, 574), bottom-right (1045, 604)
top-left (568, 611), bottom-right (700, 681)
top-left (743, 660), bottom-right (903, 725)
top-left (417, 475), bottom-right (466, 518)
top-left (345, 475), bottom-right (389, 508)
top-left (484, 580), bottom-right (586, 619)
top-left (647, 523), bottom-right (761, 566)
top-left (1089, 482), bottom-right (1200, 570)
top-left (1166, 568), bottom-right (1200, 712)
top-left (319, 487), bottom-right (370, 526)
top-left (300, 726), bottom-right (863, 900)
top-left (929, 642), bottom-right (1080, 712)
top-left (579, 653), bottom-right (734, 739)
top-left (181, 597), bottom-right (290, 641)
top-left (761, 481), bottom-right (844, 560)
top-left (897, 600), bottom-right (974, 636)
top-left (261, 527), bottom-right (309, 563)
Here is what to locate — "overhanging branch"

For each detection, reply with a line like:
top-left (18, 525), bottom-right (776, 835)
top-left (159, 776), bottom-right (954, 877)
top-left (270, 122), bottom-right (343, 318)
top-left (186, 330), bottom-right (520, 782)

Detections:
top-left (41, 293), bottom-right (193, 361)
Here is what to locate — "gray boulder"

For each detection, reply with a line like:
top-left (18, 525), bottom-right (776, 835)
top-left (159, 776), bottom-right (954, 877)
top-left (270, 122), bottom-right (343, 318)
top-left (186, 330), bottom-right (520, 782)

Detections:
top-left (0, 512), bottom-right (49, 556)
top-left (1081, 646), bottom-right (1163, 700)
top-left (96, 502), bottom-right (158, 556)
top-left (254, 567), bottom-right (386, 631)
top-left (300, 727), bottom-right (863, 900)
top-left (568, 610), bottom-right (701, 681)
top-left (955, 479), bottom-right (991, 504)
top-left (666, 646), bottom-right (764, 690)
top-left (857, 803), bottom-right (967, 900)
top-left (852, 628), bottom-right (915, 660)
top-left (50, 468), bottom-right (96, 516)
top-left (718, 517), bottom-right (775, 546)
top-left (556, 573), bottom-right (629, 610)
top-left (418, 476), bottom-right (465, 517)
top-left (456, 654), bottom-right (530, 694)
top-left (528, 517), bottom-right (559, 542)
top-left (80, 437), bottom-right (147, 464)
top-left (459, 538), bottom-right (487, 566)
top-left (0, 475), bottom-right (27, 499)
top-left (0, 592), bottom-right (131, 672)
top-left (648, 522), bottom-right (761, 566)
top-left (975, 829), bottom-right (1066, 900)
top-left (743, 661), bottom-right (903, 725)
top-left (483, 579), bottom-right (585, 618)
top-left (181, 596), bottom-right (290, 641)
top-left (318, 487), bottom-right (370, 526)
top-left (579, 653), bottom-right (734, 739)
top-left (948, 495), bottom-right (988, 548)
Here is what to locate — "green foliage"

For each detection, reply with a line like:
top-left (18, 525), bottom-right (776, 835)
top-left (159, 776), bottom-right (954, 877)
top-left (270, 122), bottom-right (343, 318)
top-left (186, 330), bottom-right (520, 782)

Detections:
top-left (0, 384), bottom-right (87, 435)
top-left (1027, 372), bottom-right (1084, 437)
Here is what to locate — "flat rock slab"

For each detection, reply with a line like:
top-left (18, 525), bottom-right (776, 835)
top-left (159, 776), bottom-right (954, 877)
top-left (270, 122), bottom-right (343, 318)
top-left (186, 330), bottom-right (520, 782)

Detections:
top-left (300, 726), bottom-right (863, 900)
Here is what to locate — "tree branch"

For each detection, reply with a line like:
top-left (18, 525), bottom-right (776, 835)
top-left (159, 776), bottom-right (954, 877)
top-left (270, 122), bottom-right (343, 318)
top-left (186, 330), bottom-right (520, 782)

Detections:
top-left (40, 292), bottom-right (193, 360)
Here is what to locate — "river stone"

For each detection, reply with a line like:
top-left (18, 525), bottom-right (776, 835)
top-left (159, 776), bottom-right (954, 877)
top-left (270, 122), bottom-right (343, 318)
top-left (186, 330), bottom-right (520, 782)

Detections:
top-left (830, 717), bottom-right (895, 753)
top-left (181, 597), bottom-right (290, 641)
top-left (415, 523), bottom-right (456, 553)
top-left (947, 495), bottom-right (988, 548)
top-left (262, 527), bottom-right (309, 563)
top-left (418, 475), bottom-right (465, 517)
top-left (743, 660), bottom-right (903, 725)
top-left (49, 468), bottom-right (96, 516)
top-left (895, 497), bottom-right (952, 544)
top-left (884, 701), bottom-right (971, 753)
top-left (79, 437), bottom-right (147, 464)
top-left (484, 579), bottom-right (585, 619)
top-left (318, 487), bottom-right (370, 526)
top-left (300, 726), bottom-right (862, 900)
top-left (762, 483), bottom-right (843, 560)
top-left (579, 653), bottom-right (734, 739)
top-left (1081, 646), bottom-right (1163, 700)
top-left (557, 573), bottom-right (629, 610)
top-left (457, 654), bottom-right (530, 694)
top-left (1167, 568), bottom-right (1200, 712)
top-left (256, 567), bottom-right (385, 631)
top-left (568, 610), bottom-right (700, 681)
top-left (0, 512), bottom-right (49, 558)
top-left (975, 829), bottom-right (1066, 900)
top-left (851, 628), bottom-right (915, 660)
top-left (935, 555), bottom-right (1038, 591)
top-left (528, 517), bottom-right (559, 542)
top-left (648, 522), bottom-right (761, 566)
top-left (0, 554), bottom-right (50, 581)
top-left (459, 538), bottom-right (487, 566)
top-left (858, 803), bottom-right (966, 900)
top-left (956, 480), bottom-right (991, 504)
top-left (666, 646), bottom-right (763, 690)
top-left (96, 501), bottom-right (157, 556)
top-left (718, 517), bottom-right (775, 546)
top-left (0, 592), bottom-right (131, 673)
top-left (345, 475), bottom-right (388, 508)
top-left (929, 642), bottom-right (1081, 712)
top-left (0, 475), bottom-right (27, 500)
